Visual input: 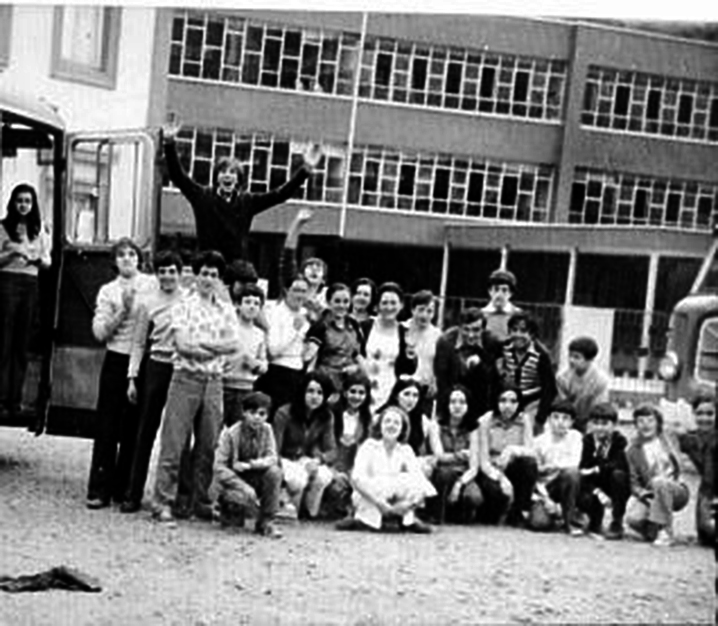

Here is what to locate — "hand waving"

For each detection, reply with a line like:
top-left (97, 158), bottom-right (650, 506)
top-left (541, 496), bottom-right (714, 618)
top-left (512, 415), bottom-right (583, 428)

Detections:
top-left (303, 143), bottom-right (324, 170)
top-left (162, 113), bottom-right (182, 142)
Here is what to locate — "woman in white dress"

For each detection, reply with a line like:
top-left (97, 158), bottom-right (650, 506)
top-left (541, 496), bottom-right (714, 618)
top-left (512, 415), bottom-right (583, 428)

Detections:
top-left (336, 405), bottom-right (436, 533)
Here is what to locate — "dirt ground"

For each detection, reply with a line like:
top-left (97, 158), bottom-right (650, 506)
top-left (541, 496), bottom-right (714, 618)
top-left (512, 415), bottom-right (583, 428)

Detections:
top-left (0, 427), bottom-right (714, 626)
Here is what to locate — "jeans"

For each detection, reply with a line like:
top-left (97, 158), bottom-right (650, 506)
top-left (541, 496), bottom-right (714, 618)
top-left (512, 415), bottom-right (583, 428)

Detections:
top-left (153, 369), bottom-right (223, 512)
top-left (0, 273), bottom-right (38, 409)
top-left (428, 464), bottom-right (484, 524)
top-left (217, 465), bottom-right (282, 525)
top-left (87, 351), bottom-right (139, 503)
top-left (477, 456), bottom-right (539, 523)
top-left (254, 364), bottom-right (303, 422)
top-left (124, 359), bottom-right (173, 505)
top-left (223, 387), bottom-right (251, 427)
top-left (546, 468), bottom-right (581, 530)
top-left (626, 477), bottom-right (689, 532)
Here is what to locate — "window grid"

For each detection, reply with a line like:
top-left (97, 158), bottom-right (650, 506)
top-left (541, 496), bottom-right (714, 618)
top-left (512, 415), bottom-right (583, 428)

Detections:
top-left (166, 127), bottom-right (554, 224)
top-left (347, 146), bottom-right (552, 222)
top-left (168, 10), bottom-right (360, 96)
top-left (569, 167), bottom-right (717, 232)
top-left (168, 127), bottom-right (345, 205)
top-left (582, 66), bottom-right (718, 143)
top-left (357, 37), bottom-right (566, 122)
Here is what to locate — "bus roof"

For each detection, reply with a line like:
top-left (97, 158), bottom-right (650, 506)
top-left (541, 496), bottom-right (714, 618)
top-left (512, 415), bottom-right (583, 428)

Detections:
top-left (0, 88), bottom-right (65, 131)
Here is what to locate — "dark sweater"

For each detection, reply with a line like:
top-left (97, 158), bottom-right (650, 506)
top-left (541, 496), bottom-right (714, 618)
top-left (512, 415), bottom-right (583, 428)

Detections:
top-left (164, 139), bottom-right (310, 262)
top-left (433, 326), bottom-right (500, 422)
top-left (272, 403), bottom-right (337, 466)
top-left (579, 430), bottom-right (629, 481)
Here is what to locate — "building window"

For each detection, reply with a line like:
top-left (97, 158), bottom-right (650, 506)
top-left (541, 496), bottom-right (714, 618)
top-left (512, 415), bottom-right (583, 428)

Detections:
top-left (358, 37), bottom-right (566, 122)
top-left (51, 6), bottom-right (122, 89)
top-left (0, 6), bottom-right (12, 71)
top-left (348, 146), bottom-right (553, 221)
top-left (582, 66), bottom-right (718, 143)
top-left (168, 11), bottom-right (360, 96)
top-left (166, 126), bottom-right (345, 205)
top-left (569, 167), bottom-right (717, 232)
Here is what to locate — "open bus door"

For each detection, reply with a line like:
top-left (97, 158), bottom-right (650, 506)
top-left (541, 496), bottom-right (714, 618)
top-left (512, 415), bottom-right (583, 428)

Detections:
top-left (42, 130), bottom-right (160, 437)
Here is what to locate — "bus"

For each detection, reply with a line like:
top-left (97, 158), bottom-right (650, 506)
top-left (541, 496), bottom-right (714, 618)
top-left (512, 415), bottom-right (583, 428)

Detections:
top-left (658, 239), bottom-right (718, 416)
top-left (1, 87), bottom-right (160, 436)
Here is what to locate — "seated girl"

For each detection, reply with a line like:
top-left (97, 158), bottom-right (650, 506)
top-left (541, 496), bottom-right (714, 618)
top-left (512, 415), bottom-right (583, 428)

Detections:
top-left (337, 405), bottom-right (436, 533)
top-left (376, 378), bottom-right (443, 477)
top-left (476, 385), bottom-right (538, 525)
top-left (324, 372), bottom-right (374, 518)
top-left (272, 372), bottom-right (337, 519)
top-left (427, 385), bottom-right (483, 524)
top-left (625, 403), bottom-right (689, 547)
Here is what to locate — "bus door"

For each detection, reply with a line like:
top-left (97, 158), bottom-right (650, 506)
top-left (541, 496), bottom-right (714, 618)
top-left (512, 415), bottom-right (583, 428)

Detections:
top-left (44, 130), bottom-right (159, 436)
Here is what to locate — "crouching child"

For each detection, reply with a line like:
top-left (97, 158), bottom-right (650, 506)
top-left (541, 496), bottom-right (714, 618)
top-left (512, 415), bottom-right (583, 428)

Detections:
top-left (577, 403), bottom-right (630, 539)
top-left (213, 392), bottom-right (283, 538)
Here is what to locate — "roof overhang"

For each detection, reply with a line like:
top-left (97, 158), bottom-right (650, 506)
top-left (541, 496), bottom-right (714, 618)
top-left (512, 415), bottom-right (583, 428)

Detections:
top-left (0, 87), bottom-right (65, 131)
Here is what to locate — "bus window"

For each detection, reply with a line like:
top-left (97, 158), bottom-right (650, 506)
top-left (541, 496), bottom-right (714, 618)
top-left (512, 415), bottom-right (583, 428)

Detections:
top-left (696, 317), bottom-right (718, 386)
top-left (66, 132), bottom-right (155, 248)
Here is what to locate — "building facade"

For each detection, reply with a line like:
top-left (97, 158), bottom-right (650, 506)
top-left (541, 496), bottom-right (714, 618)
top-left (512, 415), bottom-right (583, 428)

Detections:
top-left (157, 10), bottom-right (718, 379)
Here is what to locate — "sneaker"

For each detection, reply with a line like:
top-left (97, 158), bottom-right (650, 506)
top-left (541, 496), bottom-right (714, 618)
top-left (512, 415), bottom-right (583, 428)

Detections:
top-left (653, 529), bottom-right (674, 547)
top-left (192, 504), bottom-right (215, 522)
top-left (276, 502), bottom-right (298, 521)
top-left (255, 522), bottom-right (283, 539)
top-left (86, 497), bottom-right (110, 510)
top-left (119, 500), bottom-right (141, 514)
top-left (401, 520), bottom-right (433, 534)
top-left (565, 524), bottom-right (584, 537)
top-left (605, 521), bottom-right (624, 541)
top-left (154, 506), bottom-right (176, 524)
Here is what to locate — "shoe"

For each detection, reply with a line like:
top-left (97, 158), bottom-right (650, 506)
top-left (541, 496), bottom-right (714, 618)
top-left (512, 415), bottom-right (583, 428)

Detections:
top-left (193, 504), bottom-right (215, 522)
top-left (401, 520), bottom-right (433, 534)
top-left (565, 524), bottom-right (584, 537)
top-left (119, 500), bottom-right (141, 514)
top-left (336, 516), bottom-right (370, 531)
top-left (276, 502), bottom-right (298, 521)
top-left (653, 529), bottom-right (674, 547)
top-left (255, 522), bottom-right (283, 539)
top-left (154, 506), bottom-right (176, 524)
top-left (605, 521), bottom-right (624, 541)
top-left (86, 498), bottom-right (110, 510)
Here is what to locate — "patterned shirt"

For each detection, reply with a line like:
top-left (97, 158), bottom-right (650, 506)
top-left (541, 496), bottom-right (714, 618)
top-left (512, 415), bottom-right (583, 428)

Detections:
top-left (171, 292), bottom-right (239, 375)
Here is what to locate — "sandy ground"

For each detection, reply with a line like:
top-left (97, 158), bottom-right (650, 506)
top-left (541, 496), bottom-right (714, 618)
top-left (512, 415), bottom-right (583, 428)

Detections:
top-left (0, 427), bottom-right (714, 626)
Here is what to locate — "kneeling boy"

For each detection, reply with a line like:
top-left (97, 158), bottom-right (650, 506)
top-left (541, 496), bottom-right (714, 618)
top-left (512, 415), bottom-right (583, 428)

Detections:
top-left (578, 403), bottom-right (630, 539)
top-left (213, 392), bottom-right (283, 538)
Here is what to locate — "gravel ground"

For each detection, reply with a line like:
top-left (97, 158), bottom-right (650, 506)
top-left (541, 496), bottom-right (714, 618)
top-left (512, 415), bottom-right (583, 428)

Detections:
top-left (0, 427), bottom-right (714, 626)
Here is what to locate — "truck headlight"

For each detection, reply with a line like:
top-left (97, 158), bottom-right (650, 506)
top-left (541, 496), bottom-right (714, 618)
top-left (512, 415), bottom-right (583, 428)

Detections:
top-left (658, 352), bottom-right (680, 381)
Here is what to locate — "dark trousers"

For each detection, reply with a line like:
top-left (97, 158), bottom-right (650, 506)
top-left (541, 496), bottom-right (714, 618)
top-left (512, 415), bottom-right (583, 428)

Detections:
top-left (87, 351), bottom-right (140, 503)
top-left (0, 273), bottom-right (38, 409)
top-left (217, 465), bottom-right (282, 524)
top-left (578, 469), bottom-right (630, 531)
top-left (476, 456), bottom-right (538, 523)
top-left (224, 387), bottom-right (251, 427)
top-left (428, 464), bottom-right (484, 524)
top-left (254, 364), bottom-right (304, 421)
top-left (124, 359), bottom-right (173, 505)
top-left (546, 468), bottom-right (581, 530)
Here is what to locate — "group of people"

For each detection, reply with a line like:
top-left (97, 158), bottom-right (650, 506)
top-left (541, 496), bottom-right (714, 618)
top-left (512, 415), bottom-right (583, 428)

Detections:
top-left (84, 226), bottom-right (715, 547)
top-left (1, 115), bottom-right (714, 550)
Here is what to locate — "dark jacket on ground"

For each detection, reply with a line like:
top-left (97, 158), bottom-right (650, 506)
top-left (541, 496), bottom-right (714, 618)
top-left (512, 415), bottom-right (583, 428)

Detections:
top-left (164, 139), bottom-right (310, 262)
top-left (433, 326), bottom-right (500, 421)
top-left (579, 430), bottom-right (629, 481)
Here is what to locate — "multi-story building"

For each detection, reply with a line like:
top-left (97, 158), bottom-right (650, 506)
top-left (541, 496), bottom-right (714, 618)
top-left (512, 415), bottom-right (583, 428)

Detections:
top-left (158, 10), bottom-right (718, 380)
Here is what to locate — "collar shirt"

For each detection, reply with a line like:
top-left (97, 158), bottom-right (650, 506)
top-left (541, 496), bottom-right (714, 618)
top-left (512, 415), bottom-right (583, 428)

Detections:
top-left (265, 300), bottom-right (309, 371)
top-left (171, 291), bottom-right (239, 375)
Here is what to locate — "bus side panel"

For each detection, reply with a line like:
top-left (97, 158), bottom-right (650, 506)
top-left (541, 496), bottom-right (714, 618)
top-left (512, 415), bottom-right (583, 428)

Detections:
top-left (50, 346), bottom-right (105, 409)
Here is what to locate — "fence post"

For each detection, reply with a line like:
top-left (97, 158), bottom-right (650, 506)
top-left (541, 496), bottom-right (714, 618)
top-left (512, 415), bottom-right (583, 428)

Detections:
top-left (639, 253), bottom-right (660, 380)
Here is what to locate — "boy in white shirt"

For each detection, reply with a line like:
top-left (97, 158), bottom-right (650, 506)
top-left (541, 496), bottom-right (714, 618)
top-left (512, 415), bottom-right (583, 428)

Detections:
top-left (223, 284), bottom-right (268, 426)
top-left (534, 400), bottom-right (584, 535)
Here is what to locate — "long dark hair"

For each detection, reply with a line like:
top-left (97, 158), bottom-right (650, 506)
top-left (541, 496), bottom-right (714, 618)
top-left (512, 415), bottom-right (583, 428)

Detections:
top-left (290, 371), bottom-right (334, 425)
top-left (440, 384), bottom-right (478, 432)
top-left (493, 382), bottom-right (524, 422)
top-left (333, 370), bottom-right (373, 445)
top-left (2, 183), bottom-right (42, 242)
top-left (377, 377), bottom-right (424, 454)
